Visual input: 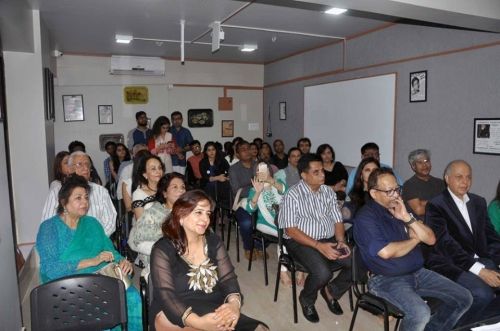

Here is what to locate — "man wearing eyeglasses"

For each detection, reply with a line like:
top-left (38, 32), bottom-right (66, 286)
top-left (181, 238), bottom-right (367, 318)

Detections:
top-left (41, 151), bottom-right (117, 236)
top-left (402, 149), bottom-right (445, 219)
top-left (425, 160), bottom-right (500, 326)
top-left (354, 168), bottom-right (472, 331)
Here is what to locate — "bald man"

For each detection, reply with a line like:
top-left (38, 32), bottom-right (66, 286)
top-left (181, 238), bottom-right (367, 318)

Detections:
top-left (424, 160), bottom-right (500, 326)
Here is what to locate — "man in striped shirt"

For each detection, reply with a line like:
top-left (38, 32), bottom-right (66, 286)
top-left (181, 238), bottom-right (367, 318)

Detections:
top-left (278, 153), bottom-right (351, 323)
top-left (41, 151), bottom-right (117, 236)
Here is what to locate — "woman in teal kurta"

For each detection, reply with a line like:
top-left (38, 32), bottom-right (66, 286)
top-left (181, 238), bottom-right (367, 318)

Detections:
top-left (36, 175), bottom-right (142, 330)
top-left (488, 180), bottom-right (500, 235)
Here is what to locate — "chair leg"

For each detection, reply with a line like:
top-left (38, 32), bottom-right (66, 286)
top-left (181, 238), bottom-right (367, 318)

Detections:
top-left (348, 286), bottom-right (354, 312)
top-left (262, 238), bottom-right (268, 286)
top-left (236, 223), bottom-right (240, 262)
top-left (274, 262), bottom-right (281, 301)
top-left (219, 210), bottom-right (225, 242)
top-left (394, 318), bottom-right (401, 331)
top-left (291, 268), bottom-right (298, 323)
top-left (248, 237), bottom-right (255, 271)
top-left (348, 300), bottom-right (360, 331)
top-left (226, 218), bottom-right (232, 251)
top-left (383, 309), bottom-right (390, 331)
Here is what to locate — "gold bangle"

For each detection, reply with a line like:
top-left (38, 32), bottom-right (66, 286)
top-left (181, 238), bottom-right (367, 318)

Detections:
top-left (181, 306), bottom-right (193, 326)
top-left (225, 294), bottom-right (242, 309)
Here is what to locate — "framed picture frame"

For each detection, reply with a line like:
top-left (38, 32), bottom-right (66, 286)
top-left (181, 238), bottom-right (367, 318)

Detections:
top-left (473, 118), bottom-right (500, 155)
top-left (221, 120), bottom-right (234, 137)
top-left (62, 95), bottom-right (85, 122)
top-left (187, 109), bottom-right (214, 127)
top-left (409, 70), bottom-right (427, 102)
top-left (279, 102), bottom-right (287, 120)
top-left (123, 86), bottom-right (148, 104)
top-left (98, 105), bottom-right (113, 124)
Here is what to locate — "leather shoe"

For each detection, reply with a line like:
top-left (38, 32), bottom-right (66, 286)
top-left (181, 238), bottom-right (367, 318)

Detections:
top-left (299, 295), bottom-right (319, 323)
top-left (320, 287), bottom-right (343, 315)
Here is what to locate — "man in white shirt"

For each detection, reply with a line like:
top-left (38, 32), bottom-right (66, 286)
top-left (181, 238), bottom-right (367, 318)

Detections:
top-left (425, 159), bottom-right (500, 326)
top-left (41, 151), bottom-right (116, 236)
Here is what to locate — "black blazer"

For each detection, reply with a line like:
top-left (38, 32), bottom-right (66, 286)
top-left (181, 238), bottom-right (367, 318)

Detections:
top-left (424, 189), bottom-right (500, 280)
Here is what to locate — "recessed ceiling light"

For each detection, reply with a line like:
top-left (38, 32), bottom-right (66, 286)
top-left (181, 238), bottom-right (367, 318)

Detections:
top-left (115, 34), bottom-right (133, 44)
top-left (324, 7), bottom-right (347, 15)
top-left (240, 44), bottom-right (258, 52)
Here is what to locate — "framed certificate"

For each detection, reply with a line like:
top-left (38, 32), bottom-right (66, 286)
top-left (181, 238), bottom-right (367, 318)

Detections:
top-left (473, 118), bottom-right (500, 155)
top-left (63, 95), bottom-right (84, 122)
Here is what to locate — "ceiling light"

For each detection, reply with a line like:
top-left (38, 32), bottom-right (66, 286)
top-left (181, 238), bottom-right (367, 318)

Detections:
top-left (324, 7), bottom-right (347, 15)
top-left (115, 34), bottom-right (133, 44)
top-left (239, 44), bottom-right (258, 52)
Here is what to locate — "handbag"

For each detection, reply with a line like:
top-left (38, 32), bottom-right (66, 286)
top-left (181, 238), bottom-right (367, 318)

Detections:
top-left (96, 262), bottom-right (132, 289)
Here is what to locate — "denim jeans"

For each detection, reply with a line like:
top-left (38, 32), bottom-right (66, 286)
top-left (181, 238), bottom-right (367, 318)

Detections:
top-left (455, 258), bottom-right (500, 326)
top-left (368, 268), bottom-right (472, 331)
top-left (234, 207), bottom-right (254, 251)
top-left (285, 237), bottom-right (352, 306)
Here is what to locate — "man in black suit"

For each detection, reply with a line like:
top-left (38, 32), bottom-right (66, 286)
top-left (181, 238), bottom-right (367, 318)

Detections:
top-left (425, 160), bottom-right (500, 325)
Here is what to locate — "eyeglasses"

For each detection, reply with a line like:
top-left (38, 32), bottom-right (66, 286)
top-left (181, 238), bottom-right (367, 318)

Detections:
top-left (373, 186), bottom-right (402, 197)
top-left (74, 162), bottom-right (91, 169)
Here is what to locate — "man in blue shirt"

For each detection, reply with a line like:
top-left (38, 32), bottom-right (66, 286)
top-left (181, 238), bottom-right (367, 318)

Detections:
top-left (354, 168), bottom-right (472, 331)
top-left (126, 111), bottom-right (152, 150)
top-left (170, 111), bottom-right (193, 174)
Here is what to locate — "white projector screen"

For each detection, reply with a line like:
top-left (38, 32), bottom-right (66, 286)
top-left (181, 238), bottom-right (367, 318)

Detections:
top-left (304, 73), bottom-right (396, 168)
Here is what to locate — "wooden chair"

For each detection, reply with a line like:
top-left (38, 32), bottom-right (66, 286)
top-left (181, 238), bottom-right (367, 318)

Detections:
top-left (30, 274), bottom-right (128, 331)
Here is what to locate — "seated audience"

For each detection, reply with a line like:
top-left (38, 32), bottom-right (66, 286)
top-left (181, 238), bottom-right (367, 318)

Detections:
top-left (258, 142), bottom-right (275, 167)
top-left (42, 151), bottom-right (116, 236)
top-left (223, 141), bottom-right (233, 157)
top-left (253, 137), bottom-right (263, 149)
top-left (425, 160), bottom-right (500, 325)
top-left (245, 162), bottom-right (301, 285)
top-left (186, 140), bottom-right (203, 188)
top-left (118, 145), bottom-right (149, 212)
top-left (402, 149), bottom-right (445, 218)
top-left (103, 141), bottom-right (117, 185)
top-left (271, 139), bottom-right (288, 169)
top-left (225, 137), bottom-right (242, 166)
top-left (148, 116), bottom-right (176, 174)
top-left (199, 141), bottom-right (230, 206)
top-left (346, 142), bottom-right (402, 194)
top-left (36, 175), bottom-right (142, 330)
top-left (229, 141), bottom-right (259, 260)
top-left (297, 137), bottom-right (311, 155)
top-left (354, 168), bottom-right (472, 331)
top-left (488, 180), bottom-right (500, 235)
top-left (49, 151), bottom-right (71, 190)
top-left (107, 143), bottom-right (131, 200)
top-left (343, 157), bottom-right (380, 222)
top-left (132, 155), bottom-right (165, 220)
top-left (150, 190), bottom-right (268, 331)
top-left (68, 140), bottom-right (102, 185)
top-left (274, 147), bottom-right (301, 189)
top-left (316, 144), bottom-right (348, 193)
top-left (128, 173), bottom-right (186, 275)
top-left (278, 154), bottom-right (351, 322)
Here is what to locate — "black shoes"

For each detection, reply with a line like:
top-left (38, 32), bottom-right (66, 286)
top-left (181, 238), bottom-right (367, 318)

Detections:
top-left (320, 287), bottom-right (344, 315)
top-left (299, 295), bottom-right (319, 323)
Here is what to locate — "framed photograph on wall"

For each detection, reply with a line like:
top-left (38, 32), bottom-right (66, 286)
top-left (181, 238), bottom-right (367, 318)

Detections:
top-left (409, 70), bottom-right (427, 102)
top-left (473, 118), bottom-right (500, 155)
top-left (62, 95), bottom-right (85, 122)
top-left (279, 102), bottom-right (287, 120)
top-left (221, 120), bottom-right (234, 137)
top-left (187, 109), bottom-right (214, 127)
top-left (98, 105), bottom-right (113, 124)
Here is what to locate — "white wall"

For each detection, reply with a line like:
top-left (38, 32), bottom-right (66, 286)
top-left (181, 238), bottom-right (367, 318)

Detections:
top-left (3, 10), bottom-right (49, 245)
top-left (55, 55), bottom-right (263, 179)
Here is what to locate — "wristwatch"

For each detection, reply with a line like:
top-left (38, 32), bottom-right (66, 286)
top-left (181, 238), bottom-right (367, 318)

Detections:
top-left (405, 213), bottom-right (418, 226)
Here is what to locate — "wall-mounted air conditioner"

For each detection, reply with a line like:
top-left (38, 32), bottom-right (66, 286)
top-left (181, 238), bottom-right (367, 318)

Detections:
top-left (110, 55), bottom-right (165, 76)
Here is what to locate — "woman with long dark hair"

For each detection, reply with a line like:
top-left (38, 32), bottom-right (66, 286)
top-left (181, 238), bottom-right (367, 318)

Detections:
top-left (199, 141), bottom-right (230, 206)
top-left (49, 151), bottom-right (71, 190)
top-left (148, 116), bottom-right (176, 174)
top-left (150, 190), bottom-right (268, 331)
top-left (316, 143), bottom-right (348, 193)
top-left (488, 180), bottom-right (500, 234)
top-left (109, 143), bottom-right (131, 181)
top-left (132, 155), bottom-right (165, 220)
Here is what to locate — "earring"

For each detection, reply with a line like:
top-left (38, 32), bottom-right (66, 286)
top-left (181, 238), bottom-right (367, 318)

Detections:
top-left (63, 208), bottom-right (68, 215)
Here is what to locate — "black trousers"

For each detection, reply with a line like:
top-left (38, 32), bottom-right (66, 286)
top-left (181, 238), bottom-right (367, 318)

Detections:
top-left (285, 237), bottom-right (352, 306)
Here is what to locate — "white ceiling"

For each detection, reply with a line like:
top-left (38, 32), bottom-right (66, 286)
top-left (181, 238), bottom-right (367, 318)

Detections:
top-left (3, 0), bottom-right (500, 63)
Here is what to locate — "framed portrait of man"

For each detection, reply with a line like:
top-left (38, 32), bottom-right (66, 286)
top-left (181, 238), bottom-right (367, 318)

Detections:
top-left (409, 70), bottom-right (427, 102)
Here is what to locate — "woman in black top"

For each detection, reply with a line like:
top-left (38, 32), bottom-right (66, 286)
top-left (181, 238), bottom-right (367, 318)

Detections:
top-left (316, 144), bottom-right (348, 193)
top-left (199, 141), bottom-right (230, 207)
top-left (150, 190), bottom-right (267, 331)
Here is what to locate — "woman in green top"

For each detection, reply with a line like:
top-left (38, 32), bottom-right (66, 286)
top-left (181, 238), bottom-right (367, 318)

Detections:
top-left (488, 180), bottom-right (500, 235)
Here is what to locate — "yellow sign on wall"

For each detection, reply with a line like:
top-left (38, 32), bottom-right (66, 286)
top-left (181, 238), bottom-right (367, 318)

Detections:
top-left (124, 86), bottom-right (148, 104)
